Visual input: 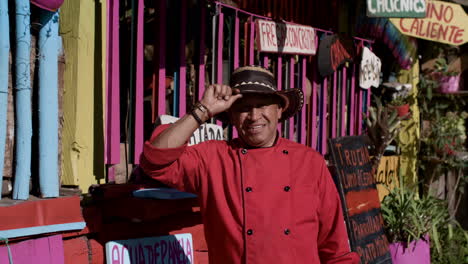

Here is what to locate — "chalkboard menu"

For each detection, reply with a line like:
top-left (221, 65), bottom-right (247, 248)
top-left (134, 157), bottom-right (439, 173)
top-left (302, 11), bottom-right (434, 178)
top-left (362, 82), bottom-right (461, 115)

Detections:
top-left (328, 136), bottom-right (392, 264)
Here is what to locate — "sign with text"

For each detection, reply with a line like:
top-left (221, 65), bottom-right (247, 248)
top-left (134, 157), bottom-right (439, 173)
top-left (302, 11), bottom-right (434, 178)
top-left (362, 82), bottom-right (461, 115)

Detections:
top-left (105, 234), bottom-right (194, 264)
top-left (375, 156), bottom-right (400, 201)
top-left (328, 136), bottom-right (392, 264)
top-left (390, 0), bottom-right (468, 45)
top-left (317, 34), bottom-right (355, 77)
top-left (159, 115), bottom-right (223, 146)
top-left (367, 0), bottom-right (427, 17)
top-left (255, 19), bottom-right (316, 55)
top-left (359, 47), bottom-right (382, 89)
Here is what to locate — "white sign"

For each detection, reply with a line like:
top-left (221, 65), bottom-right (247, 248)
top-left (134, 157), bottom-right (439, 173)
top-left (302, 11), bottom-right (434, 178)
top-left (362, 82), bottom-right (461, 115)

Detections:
top-left (159, 115), bottom-right (223, 146)
top-left (255, 19), bottom-right (316, 55)
top-left (105, 234), bottom-right (194, 264)
top-left (359, 47), bottom-right (382, 89)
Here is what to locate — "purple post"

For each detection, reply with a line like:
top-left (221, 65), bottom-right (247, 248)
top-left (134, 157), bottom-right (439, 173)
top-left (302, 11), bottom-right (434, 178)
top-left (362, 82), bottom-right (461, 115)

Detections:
top-left (263, 55), bottom-right (269, 69)
top-left (277, 56), bottom-right (282, 136)
top-left (341, 67), bottom-right (347, 137)
top-left (216, 11), bottom-right (224, 126)
top-left (331, 71), bottom-right (337, 139)
top-left (133, 0), bottom-right (144, 164)
top-left (198, 4), bottom-right (206, 100)
top-left (311, 63), bottom-right (318, 149)
top-left (289, 57), bottom-right (295, 141)
top-left (321, 77), bottom-right (328, 154)
top-left (350, 64), bottom-right (356, 135)
top-left (106, 0), bottom-right (120, 176)
top-left (233, 14), bottom-right (240, 138)
top-left (300, 58), bottom-right (306, 144)
top-left (178, 0), bottom-right (187, 116)
top-left (249, 18), bottom-right (254, 65)
top-left (358, 88), bottom-right (363, 135)
top-left (153, 0), bottom-right (166, 120)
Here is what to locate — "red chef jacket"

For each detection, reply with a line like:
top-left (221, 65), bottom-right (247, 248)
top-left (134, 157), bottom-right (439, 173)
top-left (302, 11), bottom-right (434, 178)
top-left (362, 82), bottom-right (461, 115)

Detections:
top-left (140, 124), bottom-right (360, 264)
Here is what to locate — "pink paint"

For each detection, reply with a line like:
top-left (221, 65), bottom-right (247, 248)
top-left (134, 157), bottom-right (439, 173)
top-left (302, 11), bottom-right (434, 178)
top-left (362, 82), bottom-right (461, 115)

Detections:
top-left (216, 12), bottom-right (224, 126)
top-left (0, 235), bottom-right (64, 264)
top-left (178, 0), bottom-right (187, 116)
top-left (311, 63), bottom-right (318, 149)
top-left (349, 64), bottom-right (356, 135)
top-left (133, 0), bottom-right (144, 164)
top-left (341, 67), bottom-right (347, 137)
top-left (198, 4), bottom-right (206, 100)
top-left (331, 71), bottom-right (337, 139)
top-left (289, 57), bottom-right (295, 141)
top-left (263, 55), bottom-right (269, 69)
top-left (105, 0), bottom-right (120, 168)
top-left (233, 14), bottom-right (240, 138)
top-left (277, 56), bottom-right (283, 136)
top-left (321, 77), bottom-right (328, 154)
top-left (154, 0), bottom-right (166, 119)
top-left (300, 58), bottom-right (306, 144)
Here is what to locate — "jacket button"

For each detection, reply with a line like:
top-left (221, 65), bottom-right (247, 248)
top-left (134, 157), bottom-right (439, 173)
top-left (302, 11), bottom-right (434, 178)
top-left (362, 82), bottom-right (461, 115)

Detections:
top-left (282, 150), bottom-right (288, 154)
top-left (241, 149), bottom-right (248, 154)
top-left (245, 187), bottom-right (253, 192)
top-left (284, 186), bottom-right (291, 192)
top-left (284, 228), bottom-right (290, 235)
top-left (247, 229), bottom-right (253, 235)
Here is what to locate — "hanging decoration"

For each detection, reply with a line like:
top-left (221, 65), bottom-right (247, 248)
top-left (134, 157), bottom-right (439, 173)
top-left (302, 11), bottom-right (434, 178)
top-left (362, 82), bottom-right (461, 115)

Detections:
top-left (359, 47), bottom-right (382, 89)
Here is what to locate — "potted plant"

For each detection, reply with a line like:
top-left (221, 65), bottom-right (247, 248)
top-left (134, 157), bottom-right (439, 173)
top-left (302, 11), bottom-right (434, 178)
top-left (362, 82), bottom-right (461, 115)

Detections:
top-left (381, 182), bottom-right (447, 264)
top-left (388, 94), bottom-right (410, 117)
top-left (430, 58), bottom-right (460, 94)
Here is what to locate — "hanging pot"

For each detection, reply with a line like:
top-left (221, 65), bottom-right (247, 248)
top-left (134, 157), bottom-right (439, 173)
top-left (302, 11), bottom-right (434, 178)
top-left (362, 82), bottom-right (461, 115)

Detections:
top-left (438, 74), bottom-right (460, 94)
top-left (31, 0), bottom-right (64, 11)
top-left (390, 103), bottom-right (410, 118)
top-left (389, 234), bottom-right (431, 264)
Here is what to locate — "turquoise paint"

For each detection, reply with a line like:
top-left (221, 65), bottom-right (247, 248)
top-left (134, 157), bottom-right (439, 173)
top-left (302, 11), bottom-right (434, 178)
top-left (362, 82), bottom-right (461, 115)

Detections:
top-left (38, 10), bottom-right (59, 197)
top-left (0, 222), bottom-right (86, 239)
top-left (13, 0), bottom-right (32, 200)
top-left (0, 1), bottom-right (10, 199)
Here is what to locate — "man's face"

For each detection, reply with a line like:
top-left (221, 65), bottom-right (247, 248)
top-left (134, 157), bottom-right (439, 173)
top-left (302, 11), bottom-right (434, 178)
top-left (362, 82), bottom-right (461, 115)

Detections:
top-left (229, 94), bottom-right (283, 148)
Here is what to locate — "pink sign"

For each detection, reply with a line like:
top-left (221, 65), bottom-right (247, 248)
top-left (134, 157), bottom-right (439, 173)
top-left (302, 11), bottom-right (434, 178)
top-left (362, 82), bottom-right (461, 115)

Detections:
top-left (255, 19), bottom-right (316, 55)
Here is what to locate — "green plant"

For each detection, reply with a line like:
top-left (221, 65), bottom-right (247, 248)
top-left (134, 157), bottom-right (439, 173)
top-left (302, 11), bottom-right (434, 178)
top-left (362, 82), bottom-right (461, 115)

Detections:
top-left (389, 94), bottom-right (409, 107)
top-left (431, 222), bottom-right (468, 264)
top-left (432, 58), bottom-right (459, 77)
top-left (381, 183), bottom-right (447, 245)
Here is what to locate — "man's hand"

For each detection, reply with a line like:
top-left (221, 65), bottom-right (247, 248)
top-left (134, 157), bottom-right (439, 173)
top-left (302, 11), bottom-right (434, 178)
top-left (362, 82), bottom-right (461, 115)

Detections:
top-left (200, 84), bottom-right (243, 116)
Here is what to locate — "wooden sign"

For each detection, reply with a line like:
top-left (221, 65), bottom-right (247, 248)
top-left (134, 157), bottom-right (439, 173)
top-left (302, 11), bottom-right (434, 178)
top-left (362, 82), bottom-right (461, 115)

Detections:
top-left (159, 115), bottom-right (223, 146)
top-left (375, 156), bottom-right (400, 201)
top-left (105, 233), bottom-right (194, 264)
top-left (328, 136), bottom-right (392, 264)
top-left (390, 0), bottom-right (468, 45)
top-left (255, 19), bottom-right (316, 55)
top-left (367, 0), bottom-right (427, 17)
top-left (359, 47), bottom-right (382, 89)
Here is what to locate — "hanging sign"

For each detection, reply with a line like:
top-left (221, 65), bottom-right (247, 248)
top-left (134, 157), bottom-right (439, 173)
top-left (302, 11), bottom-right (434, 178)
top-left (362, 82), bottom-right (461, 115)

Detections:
top-left (328, 136), bottom-right (392, 264)
top-left (390, 0), bottom-right (468, 45)
top-left (359, 47), bottom-right (382, 89)
top-left (255, 19), bottom-right (317, 55)
top-left (105, 233), bottom-right (194, 264)
top-left (159, 115), bottom-right (223, 145)
top-left (367, 0), bottom-right (427, 17)
top-left (317, 34), bottom-right (355, 77)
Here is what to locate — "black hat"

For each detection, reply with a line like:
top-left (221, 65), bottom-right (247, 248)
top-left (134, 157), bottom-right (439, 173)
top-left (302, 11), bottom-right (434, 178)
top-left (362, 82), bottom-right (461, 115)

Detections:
top-left (217, 65), bottom-right (304, 122)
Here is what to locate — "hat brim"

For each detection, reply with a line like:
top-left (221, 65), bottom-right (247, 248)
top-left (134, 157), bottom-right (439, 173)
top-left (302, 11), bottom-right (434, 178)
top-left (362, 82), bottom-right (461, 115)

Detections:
top-left (215, 87), bottom-right (304, 123)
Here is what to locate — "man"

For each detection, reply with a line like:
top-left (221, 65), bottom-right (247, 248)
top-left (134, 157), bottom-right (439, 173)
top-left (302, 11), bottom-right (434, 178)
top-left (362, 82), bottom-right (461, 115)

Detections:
top-left (140, 66), bottom-right (359, 263)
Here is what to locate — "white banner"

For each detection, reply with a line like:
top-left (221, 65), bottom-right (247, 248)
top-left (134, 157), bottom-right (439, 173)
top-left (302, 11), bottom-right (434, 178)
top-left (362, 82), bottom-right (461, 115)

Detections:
top-left (359, 47), bottom-right (382, 89)
top-left (159, 115), bottom-right (223, 146)
top-left (256, 19), bottom-right (316, 55)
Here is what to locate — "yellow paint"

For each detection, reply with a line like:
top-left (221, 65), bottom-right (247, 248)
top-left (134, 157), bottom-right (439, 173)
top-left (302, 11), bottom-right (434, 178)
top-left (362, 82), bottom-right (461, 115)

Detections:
top-left (396, 60), bottom-right (420, 187)
top-left (390, 1), bottom-right (468, 45)
top-left (60, 0), bottom-right (106, 192)
top-left (375, 156), bottom-right (400, 201)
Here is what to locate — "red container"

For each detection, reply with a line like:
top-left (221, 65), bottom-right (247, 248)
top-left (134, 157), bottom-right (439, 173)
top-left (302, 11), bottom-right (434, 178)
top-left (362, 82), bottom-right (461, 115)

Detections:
top-left (392, 103), bottom-right (410, 117)
top-left (31, 0), bottom-right (64, 11)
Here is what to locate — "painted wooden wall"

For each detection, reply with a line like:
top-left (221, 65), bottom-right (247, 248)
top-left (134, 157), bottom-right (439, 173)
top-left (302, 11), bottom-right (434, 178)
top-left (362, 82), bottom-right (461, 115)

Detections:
top-left (60, 0), bottom-right (106, 191)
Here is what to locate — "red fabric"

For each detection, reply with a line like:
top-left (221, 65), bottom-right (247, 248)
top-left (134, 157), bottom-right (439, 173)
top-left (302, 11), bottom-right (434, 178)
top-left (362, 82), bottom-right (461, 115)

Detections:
top-left (140, 124), bottom-right (359, 264)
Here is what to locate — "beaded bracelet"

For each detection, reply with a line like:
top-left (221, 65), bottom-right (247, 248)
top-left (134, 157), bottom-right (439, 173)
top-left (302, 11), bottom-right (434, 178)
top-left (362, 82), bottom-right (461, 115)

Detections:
top-left (190, 109), bottom-right (204, 126)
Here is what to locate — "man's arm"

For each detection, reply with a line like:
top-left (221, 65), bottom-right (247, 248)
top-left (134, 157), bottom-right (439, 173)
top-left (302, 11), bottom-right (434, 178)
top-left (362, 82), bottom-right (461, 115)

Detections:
top-left (151, 84), bottom-right (242, 148)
